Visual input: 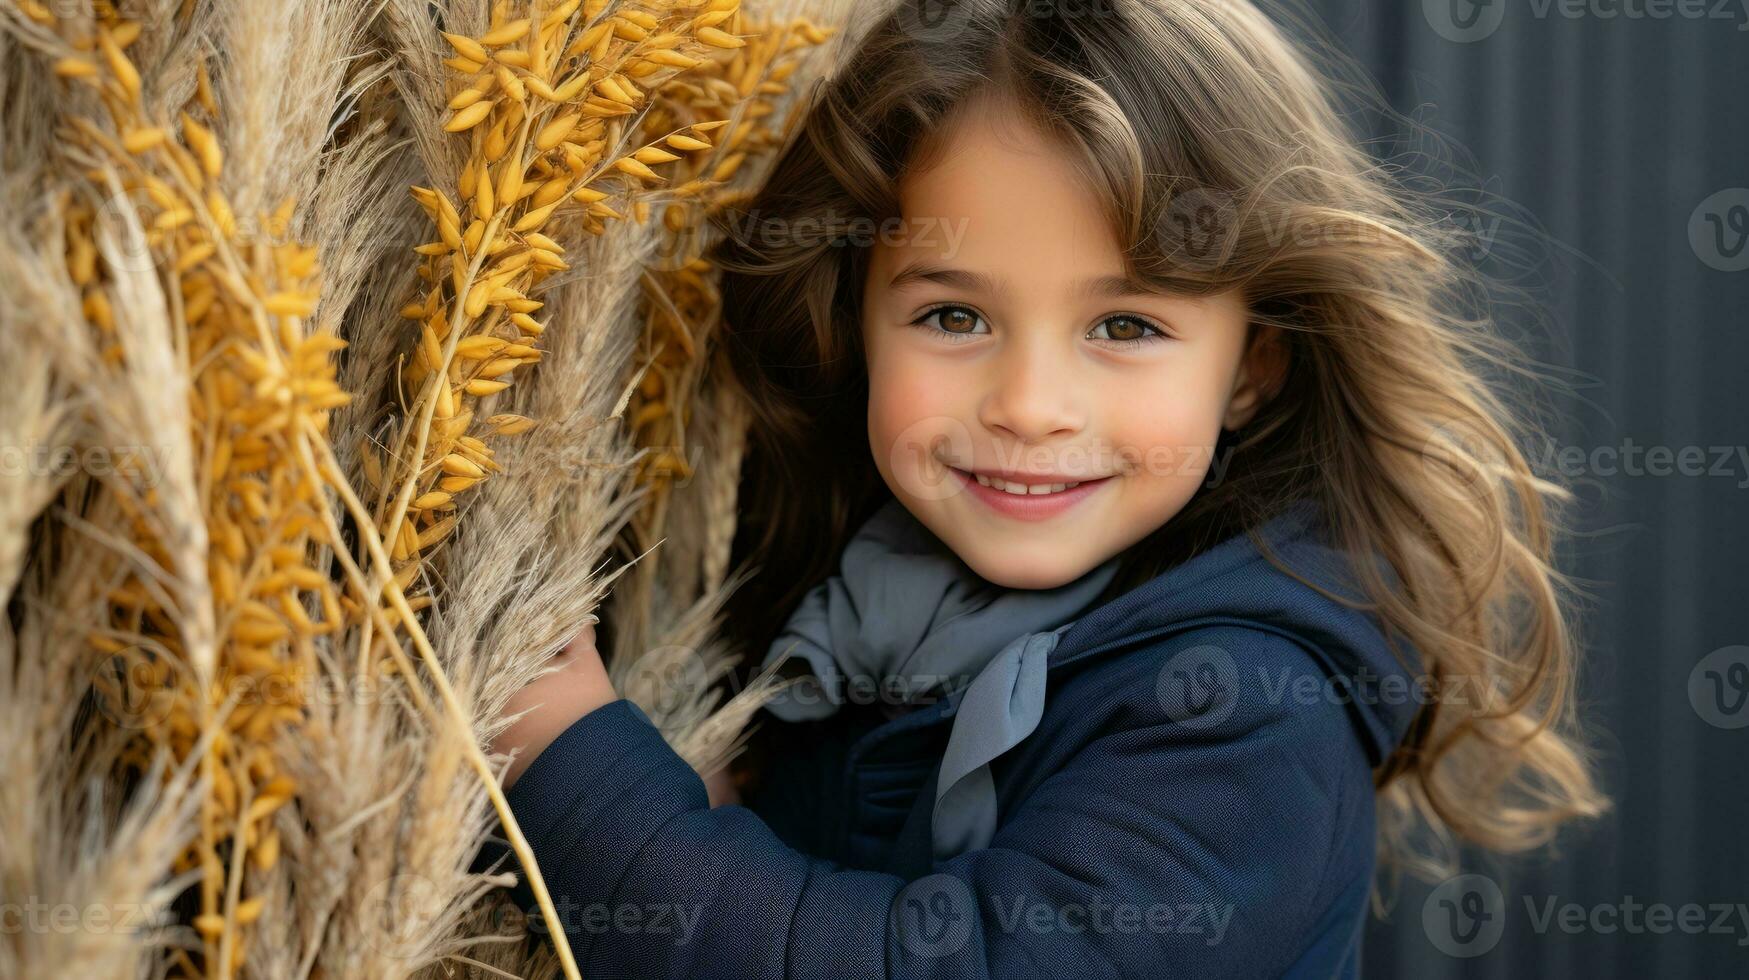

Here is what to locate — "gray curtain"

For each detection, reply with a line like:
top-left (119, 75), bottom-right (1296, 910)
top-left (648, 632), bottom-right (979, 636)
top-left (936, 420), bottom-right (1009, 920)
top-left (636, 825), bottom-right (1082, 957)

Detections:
top-left (1280, 1), bottom-right (1749, 976)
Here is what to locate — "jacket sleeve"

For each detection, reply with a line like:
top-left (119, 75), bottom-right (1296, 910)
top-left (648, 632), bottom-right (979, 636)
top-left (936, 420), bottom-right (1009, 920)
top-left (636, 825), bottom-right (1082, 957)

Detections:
top-left (491, 626), bottom-right (1377, 979)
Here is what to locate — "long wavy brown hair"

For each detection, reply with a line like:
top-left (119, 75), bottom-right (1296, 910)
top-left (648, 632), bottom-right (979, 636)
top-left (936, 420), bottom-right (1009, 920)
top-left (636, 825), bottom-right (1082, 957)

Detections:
top-left (705, 0), bottom-right (1608, 884)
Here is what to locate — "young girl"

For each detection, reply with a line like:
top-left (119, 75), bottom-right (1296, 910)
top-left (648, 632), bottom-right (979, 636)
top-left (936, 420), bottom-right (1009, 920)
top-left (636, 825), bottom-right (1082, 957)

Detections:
top-left (486, 1), bottom-right (1608, 975)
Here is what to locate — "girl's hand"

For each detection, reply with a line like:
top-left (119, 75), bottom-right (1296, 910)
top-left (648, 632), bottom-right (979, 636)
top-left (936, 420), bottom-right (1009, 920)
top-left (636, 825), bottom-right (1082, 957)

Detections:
top-left (492, 620), bottom-right (617, 790)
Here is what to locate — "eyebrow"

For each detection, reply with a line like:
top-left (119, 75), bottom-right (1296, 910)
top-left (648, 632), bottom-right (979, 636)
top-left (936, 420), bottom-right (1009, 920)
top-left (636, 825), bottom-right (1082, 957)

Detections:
top-left (887, 263), bottom-right (1161, 301)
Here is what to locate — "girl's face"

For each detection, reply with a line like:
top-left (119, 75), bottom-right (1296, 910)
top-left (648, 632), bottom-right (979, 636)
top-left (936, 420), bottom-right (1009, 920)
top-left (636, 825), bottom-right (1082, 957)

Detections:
top-left (861, 95), bottom-right (1279, 590)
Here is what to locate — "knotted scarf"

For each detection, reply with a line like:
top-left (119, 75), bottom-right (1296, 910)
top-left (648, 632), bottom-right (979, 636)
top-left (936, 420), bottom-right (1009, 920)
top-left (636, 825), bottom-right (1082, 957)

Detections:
top-left (760, 497), bottom-right (1121, 860)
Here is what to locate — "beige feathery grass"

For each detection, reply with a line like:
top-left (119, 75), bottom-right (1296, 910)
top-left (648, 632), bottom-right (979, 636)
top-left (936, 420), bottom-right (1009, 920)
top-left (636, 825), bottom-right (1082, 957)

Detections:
top-left (1, 1), bottom-right (855, 977)
top-left (0, 162), bottom-right (215, 980)
top-left (15, 5), bottom-right (346, 972)
top-left (361, 5), bottom-right (832, 974)
top-left (604, 6), bottom-right (846, 780)
top-left (4, 3), bottom-right (505, 976)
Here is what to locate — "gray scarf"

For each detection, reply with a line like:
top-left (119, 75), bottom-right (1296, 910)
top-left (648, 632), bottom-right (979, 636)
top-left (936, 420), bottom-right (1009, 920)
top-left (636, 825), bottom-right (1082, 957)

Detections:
top-left (760, 498), bottom-right (1120, 720)
top-left (760, 498), bottom-right (1121, 861)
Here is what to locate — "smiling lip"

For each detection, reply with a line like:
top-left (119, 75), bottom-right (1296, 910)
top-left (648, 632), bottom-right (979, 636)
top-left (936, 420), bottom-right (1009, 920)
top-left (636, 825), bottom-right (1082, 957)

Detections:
top-left (947, 466), bottom-right (1113, 522)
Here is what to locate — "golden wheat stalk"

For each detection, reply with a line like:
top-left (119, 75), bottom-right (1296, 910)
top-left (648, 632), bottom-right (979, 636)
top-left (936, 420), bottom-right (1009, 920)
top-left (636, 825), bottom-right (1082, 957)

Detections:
top-left (4, 0), bottom-right (853, 975)
top-left (354, 6), bottom-right (798, 975)
top-left (370, 0), bottom-right (760, 601)
top-left (18, 9), bottom-right (345, 974)
top-left (363, 9), bottom-right (833, 967)
top-left (6, 4), bottom-right (570, 976)
top-left (0, 161), bottom-right (218, 980)
top-left (602, 6), bottom-right (840, 780)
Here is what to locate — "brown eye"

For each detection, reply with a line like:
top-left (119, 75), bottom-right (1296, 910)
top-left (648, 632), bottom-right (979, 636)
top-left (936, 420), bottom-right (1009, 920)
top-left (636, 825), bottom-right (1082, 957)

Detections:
top-left (1090, 315), bottom-right (1166, 346)
top-left (1103, 317), bottom-right (1145, 341)
top-left (913, 305), bottom-right (987, 342)
top-left (936, 307), bottom-right (978, 333)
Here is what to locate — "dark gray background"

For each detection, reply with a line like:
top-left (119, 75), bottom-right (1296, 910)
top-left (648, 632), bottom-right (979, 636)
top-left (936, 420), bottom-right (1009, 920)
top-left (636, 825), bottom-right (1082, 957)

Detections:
top-left (1282, 0), bottom-right (1749, 975)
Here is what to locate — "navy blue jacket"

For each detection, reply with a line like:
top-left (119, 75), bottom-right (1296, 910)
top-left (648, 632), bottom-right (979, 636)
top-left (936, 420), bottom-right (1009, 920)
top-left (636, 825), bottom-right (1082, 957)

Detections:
top-left (482, 501), bottom-right (1421, 978)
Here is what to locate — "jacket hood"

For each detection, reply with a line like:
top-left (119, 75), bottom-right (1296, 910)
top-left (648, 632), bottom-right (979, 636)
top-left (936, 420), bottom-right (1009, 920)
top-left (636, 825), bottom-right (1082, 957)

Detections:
top-left (1050, 497), bottom-right (1424, 767)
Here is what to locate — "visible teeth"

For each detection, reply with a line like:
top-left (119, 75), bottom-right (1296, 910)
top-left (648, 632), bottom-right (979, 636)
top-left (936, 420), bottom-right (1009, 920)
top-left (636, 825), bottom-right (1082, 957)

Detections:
top-left (973, 474), bottom-right (1079, 495)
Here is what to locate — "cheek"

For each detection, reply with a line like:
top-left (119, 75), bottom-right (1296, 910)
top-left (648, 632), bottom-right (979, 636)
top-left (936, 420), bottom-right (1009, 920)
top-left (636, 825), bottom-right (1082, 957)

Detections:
top-left (865, 349), bottom-right (955, 484)
top-left (1107, 368), bottom-right (1231, 489)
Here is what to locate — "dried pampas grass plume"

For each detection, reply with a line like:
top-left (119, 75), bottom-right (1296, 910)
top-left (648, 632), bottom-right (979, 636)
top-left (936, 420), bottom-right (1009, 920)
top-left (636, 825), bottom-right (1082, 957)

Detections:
top-left (5, 3), bottom-right (360, 973)
top-left (609, 4), bottom-right (847, 778)
top-left (2, 0), bottom-right (856, 977)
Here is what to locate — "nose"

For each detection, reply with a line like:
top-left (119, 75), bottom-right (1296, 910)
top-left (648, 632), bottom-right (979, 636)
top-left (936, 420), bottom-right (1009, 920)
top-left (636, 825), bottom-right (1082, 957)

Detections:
top-left (976, 330), bottom-right (1085, 443)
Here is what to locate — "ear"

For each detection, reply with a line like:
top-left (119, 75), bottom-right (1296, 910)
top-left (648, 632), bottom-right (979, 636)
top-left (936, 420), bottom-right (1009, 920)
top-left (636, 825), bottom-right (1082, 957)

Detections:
top-left (1223, 323), bottom-right (1288, 431)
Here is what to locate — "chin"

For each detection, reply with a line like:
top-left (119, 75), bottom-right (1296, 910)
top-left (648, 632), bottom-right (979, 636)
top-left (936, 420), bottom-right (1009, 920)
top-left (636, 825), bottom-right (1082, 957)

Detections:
top-left (954, 547), bottom-right (1090, 592)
